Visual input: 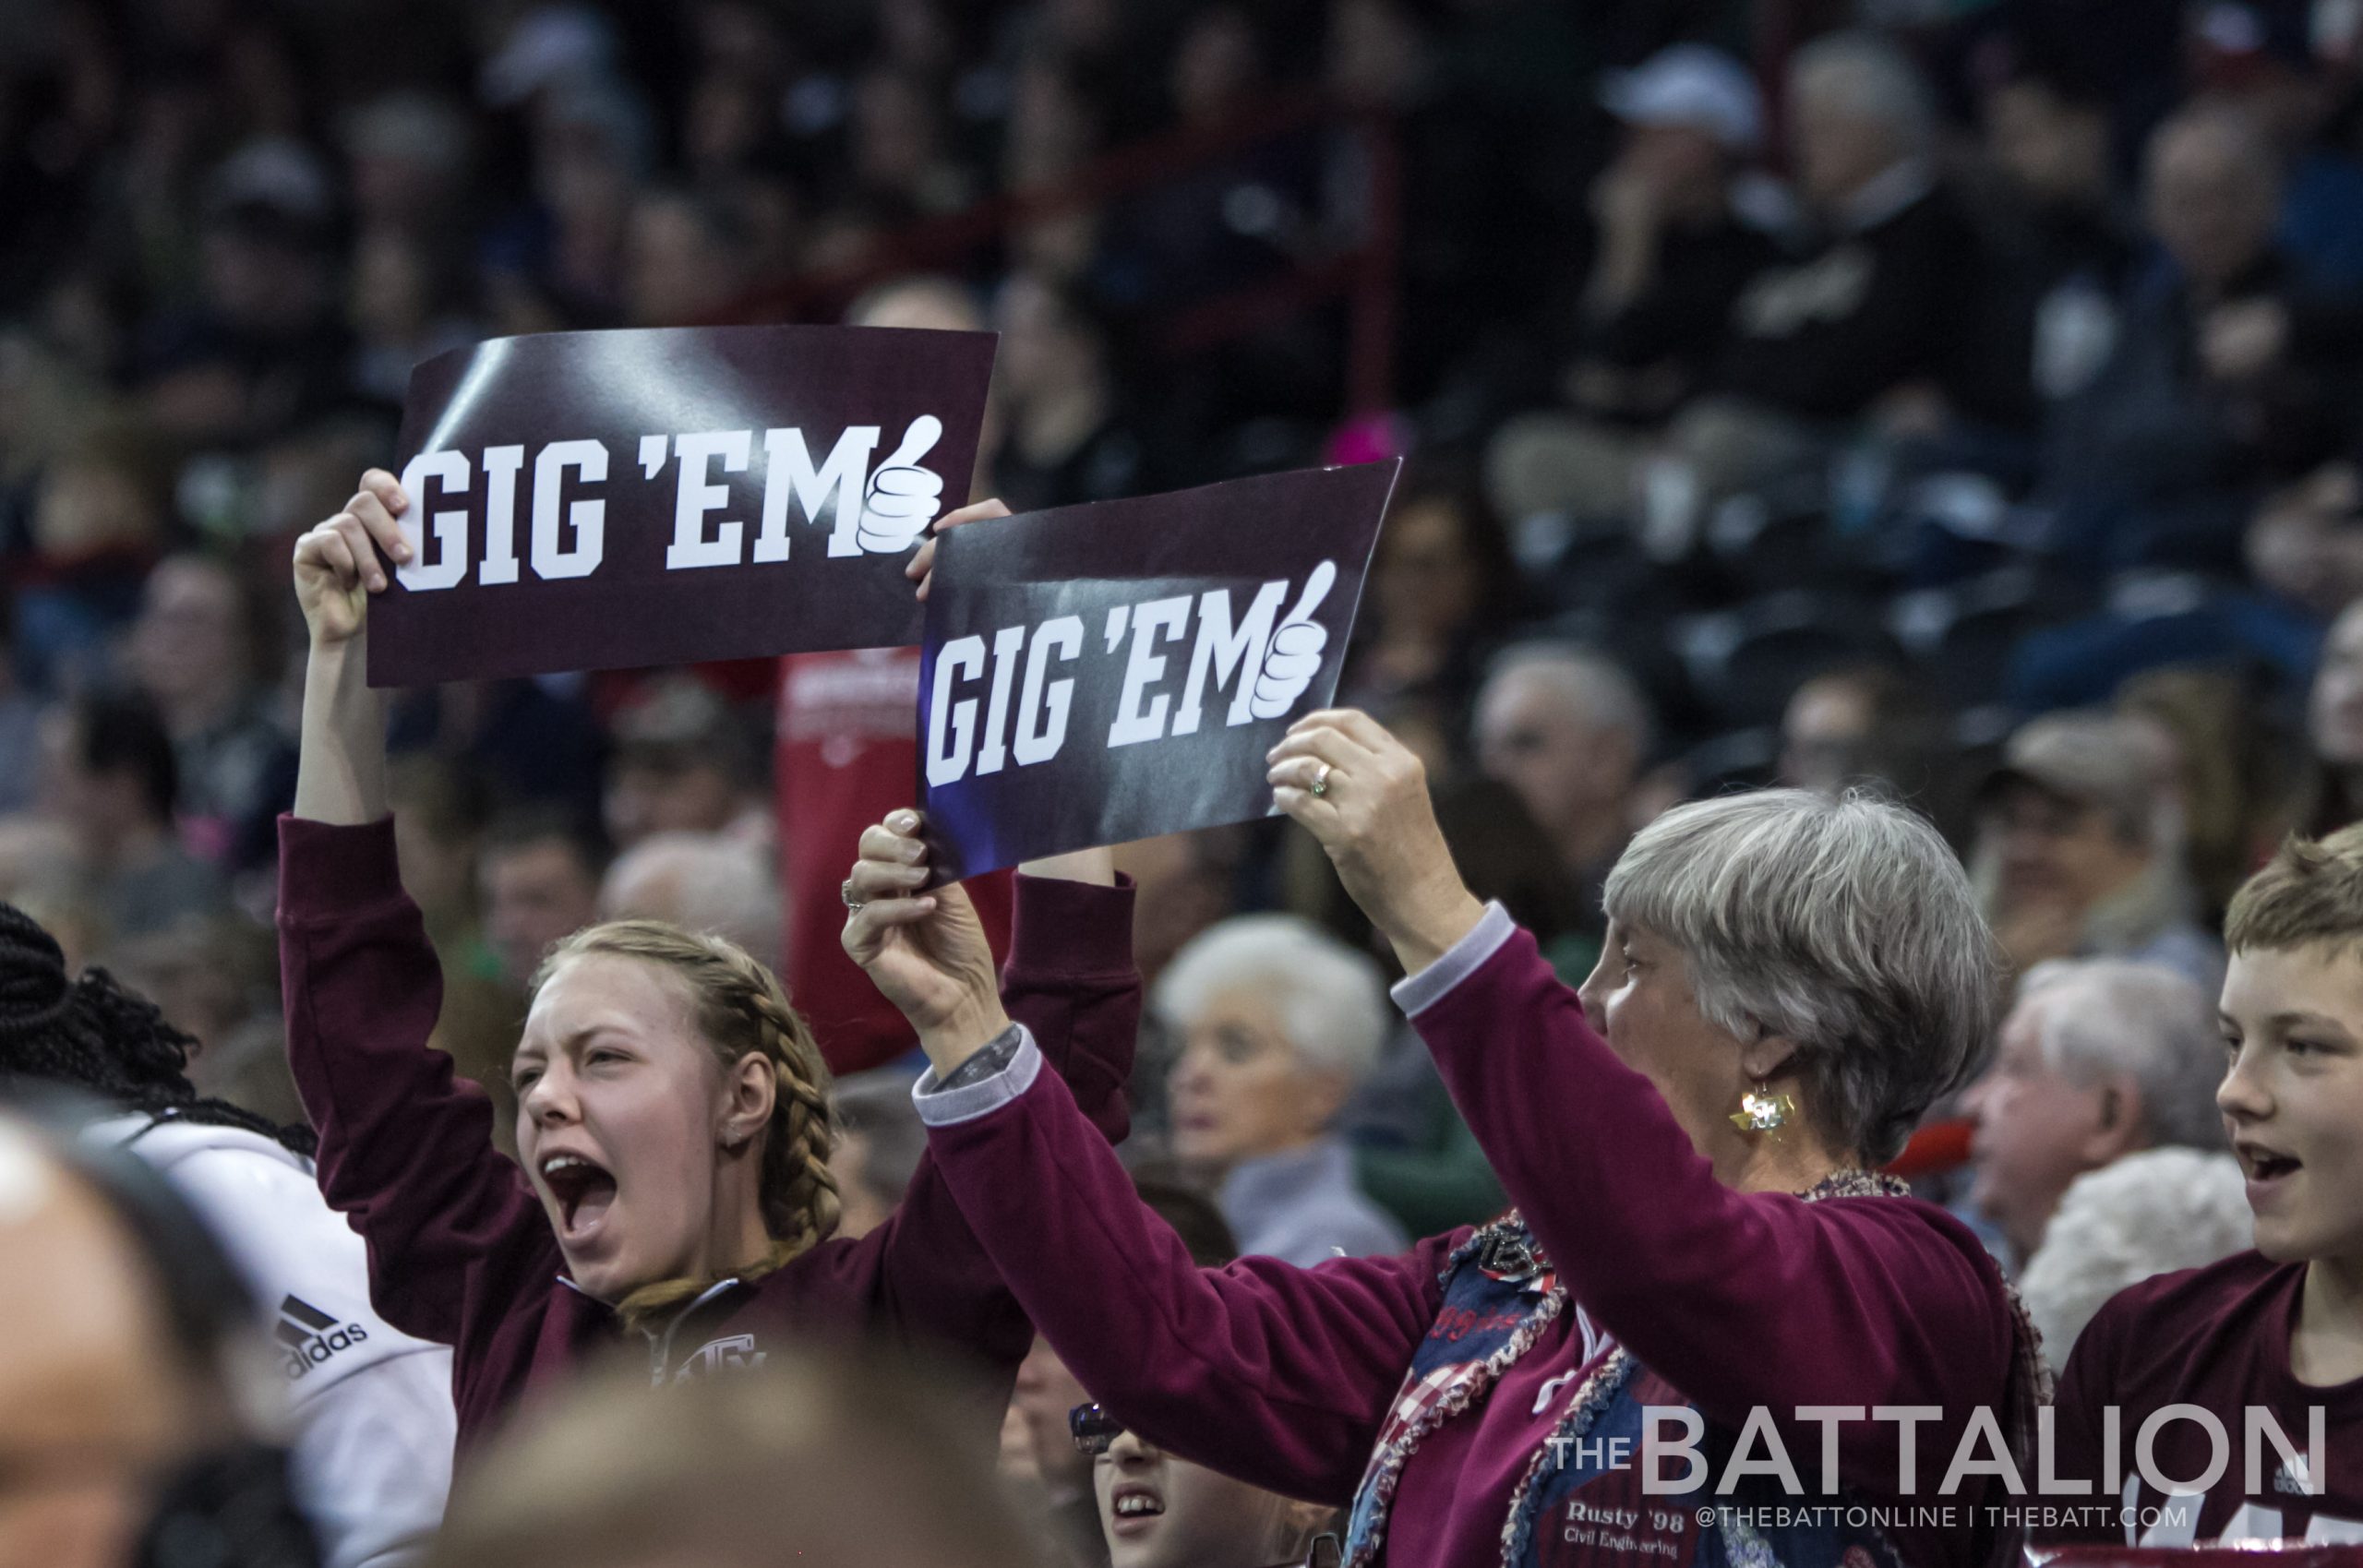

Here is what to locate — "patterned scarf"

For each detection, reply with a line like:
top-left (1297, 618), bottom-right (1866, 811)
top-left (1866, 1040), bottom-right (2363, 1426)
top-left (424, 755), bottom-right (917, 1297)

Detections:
top-left (1344, 1168), bottom-right (2052, 1568)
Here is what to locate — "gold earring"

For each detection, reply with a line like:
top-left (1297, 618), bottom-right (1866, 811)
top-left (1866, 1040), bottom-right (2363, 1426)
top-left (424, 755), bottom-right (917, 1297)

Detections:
top-left (1730, 1087), bottom-right (1795, 1139)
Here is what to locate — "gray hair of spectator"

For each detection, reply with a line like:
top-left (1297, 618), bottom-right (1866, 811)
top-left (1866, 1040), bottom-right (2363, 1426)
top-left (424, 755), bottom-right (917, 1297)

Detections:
top-left (2017, 1147), bottom-right (2250, 1362)
top-left (829, 1069), bottom-right (929, 1212)
top-left (597, 833), bottom-right (780, 964)
top-left (1789, 31), bottom-right (1937, 159)
top-left (1152, 914), bottom-right (1390, 1082)
top-left (2014, 959), bottom-right (2229, 1152)
top-left (1603, 788), bottom-right (2003, 1164)
top-left (1479, 641), bottom-right (1657, 760)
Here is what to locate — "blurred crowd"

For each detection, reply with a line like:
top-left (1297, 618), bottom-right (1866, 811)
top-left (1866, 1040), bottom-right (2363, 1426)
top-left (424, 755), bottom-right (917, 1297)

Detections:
top-left (10, 0), bottom-right (2363, 1562)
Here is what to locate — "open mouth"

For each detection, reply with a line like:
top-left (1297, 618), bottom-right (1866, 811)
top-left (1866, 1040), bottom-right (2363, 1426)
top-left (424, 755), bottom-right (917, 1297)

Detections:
top-left (540, 1153), bottom-right (618, 1240)
top-left (1109, 1487), bottom-right (1165, 1535)
top-left (2238, 1143), bottom-right (2302, 1190)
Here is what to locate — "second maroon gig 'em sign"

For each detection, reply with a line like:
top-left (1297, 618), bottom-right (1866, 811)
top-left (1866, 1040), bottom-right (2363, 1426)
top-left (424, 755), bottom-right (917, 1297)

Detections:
top-left (367, 323), bottom-right (996, 687)
top-left (916, 461), bottom-right (1400, 881)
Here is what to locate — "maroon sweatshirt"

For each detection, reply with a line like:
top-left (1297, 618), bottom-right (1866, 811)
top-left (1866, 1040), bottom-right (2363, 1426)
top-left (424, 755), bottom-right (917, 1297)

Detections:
top-left (276, 815), bottom-right (1138, 1449)
top-left (921, 911), bottom-right (2020, 1566)
top-left (2045, 1252), bottom-right (2363, 1545)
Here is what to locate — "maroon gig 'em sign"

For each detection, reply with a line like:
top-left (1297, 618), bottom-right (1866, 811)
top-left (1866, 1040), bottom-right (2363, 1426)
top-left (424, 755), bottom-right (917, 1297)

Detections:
top-left (368, 323), bottom-right (996, 687)
top-left (917, 461), bottom-right (1400, 880)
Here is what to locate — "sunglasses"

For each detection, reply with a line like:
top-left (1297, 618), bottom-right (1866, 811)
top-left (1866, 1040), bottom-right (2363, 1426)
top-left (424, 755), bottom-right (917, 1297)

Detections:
top-left (1070, 1402), bottom-right (1124, 1456)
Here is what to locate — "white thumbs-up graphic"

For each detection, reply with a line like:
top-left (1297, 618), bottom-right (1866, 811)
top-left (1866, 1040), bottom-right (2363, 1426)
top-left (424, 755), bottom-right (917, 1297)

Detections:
top-left (855, 414), bottom-right (947, 553)
top-left (1250, 559), bottom-right (1337, 720)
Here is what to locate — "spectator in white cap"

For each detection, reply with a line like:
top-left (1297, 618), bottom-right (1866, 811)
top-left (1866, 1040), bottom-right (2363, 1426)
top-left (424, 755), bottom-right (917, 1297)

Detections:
top-left (1498, 33), bottom-right (2029, 549)
top-left (1961, 958), bottom-right (2232, 1268)
top-left (1601, 44), bottom-right (1760, 154)
top-left (1969, 711), bottom-right (2225, 990)
top-left (1578, 46), bottom-right (1775, 411)
top-left (477, 5), bottom-right (618, 109)
top-left (1489, 44), bottom-right (1777, 519)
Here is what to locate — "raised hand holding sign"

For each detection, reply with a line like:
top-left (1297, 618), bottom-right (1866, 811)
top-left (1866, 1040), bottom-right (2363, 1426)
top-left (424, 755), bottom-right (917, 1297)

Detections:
top-left (368, 325), bottom-right (994, 686)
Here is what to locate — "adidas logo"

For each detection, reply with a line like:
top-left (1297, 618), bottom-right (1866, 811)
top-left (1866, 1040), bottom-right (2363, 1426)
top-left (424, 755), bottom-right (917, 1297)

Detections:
top-left (276, 1296), bottom-right (367, 1381)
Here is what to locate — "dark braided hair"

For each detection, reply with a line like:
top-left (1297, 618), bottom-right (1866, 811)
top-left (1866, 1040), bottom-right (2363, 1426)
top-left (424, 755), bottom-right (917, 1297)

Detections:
top-left (0, 903), bottom-right (315, 1157)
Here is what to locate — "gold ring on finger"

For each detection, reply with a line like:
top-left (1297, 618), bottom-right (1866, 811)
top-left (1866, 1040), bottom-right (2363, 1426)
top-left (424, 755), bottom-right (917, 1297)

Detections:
top-left (1310, 762), bottom-right (1332, 798)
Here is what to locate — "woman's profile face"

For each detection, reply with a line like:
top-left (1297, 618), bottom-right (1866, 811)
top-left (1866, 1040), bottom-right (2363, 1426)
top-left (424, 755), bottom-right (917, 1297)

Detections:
top-left (510, 954), bottom-right (743, 1301)
top-left (1577, 922), bottom-right (1755, 1174)
top-left (1166, 991), bottom-right (1338, 1172)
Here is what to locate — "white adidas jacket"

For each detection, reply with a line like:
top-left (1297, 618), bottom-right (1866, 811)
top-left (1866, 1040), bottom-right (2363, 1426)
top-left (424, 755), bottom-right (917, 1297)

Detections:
top-left (93, 1113), bottom-right (455, 1568)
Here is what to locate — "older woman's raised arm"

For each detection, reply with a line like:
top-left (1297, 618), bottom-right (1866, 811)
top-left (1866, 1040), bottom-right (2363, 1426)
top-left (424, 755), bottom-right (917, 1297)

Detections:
top-left (1270, 712), bottom-right (2016, 1457)
top-left (843, 815), bottom-right (1454, 1504)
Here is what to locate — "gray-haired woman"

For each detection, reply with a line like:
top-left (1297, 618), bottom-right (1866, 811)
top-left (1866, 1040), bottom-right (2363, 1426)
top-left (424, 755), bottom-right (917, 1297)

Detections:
top-left (1156, 914), bottom-right (1406, 1265)
top-left (846, 710), bottom-right (2045, 1568)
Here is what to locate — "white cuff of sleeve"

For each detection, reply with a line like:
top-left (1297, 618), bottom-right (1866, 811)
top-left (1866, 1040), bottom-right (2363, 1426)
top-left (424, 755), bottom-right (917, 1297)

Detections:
top-left (1389, 902), bottom-right (1516, 1018)
top-left (911, 1026), bottom-right (1044, 1126)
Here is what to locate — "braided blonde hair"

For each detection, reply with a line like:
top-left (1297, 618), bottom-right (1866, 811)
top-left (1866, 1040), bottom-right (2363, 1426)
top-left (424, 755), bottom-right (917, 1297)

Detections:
top-left (532, 919), bottom-right (841, 1331)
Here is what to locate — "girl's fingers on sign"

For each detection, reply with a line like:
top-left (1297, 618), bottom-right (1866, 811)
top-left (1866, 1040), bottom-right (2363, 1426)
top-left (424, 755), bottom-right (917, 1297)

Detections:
top-left (304, 524), bottom-right (363, 592)
top-left (320, 516), bottom-right (382, 592)
top-left (344, 483), bottom-right (412, 564)
top-left (294, 514), bottom-right (380, 645)
top-left (360, 467), bottom-right (408, 516)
